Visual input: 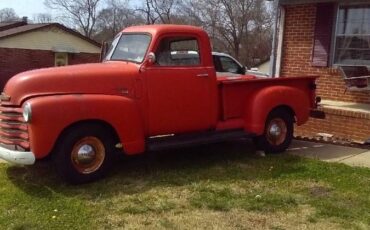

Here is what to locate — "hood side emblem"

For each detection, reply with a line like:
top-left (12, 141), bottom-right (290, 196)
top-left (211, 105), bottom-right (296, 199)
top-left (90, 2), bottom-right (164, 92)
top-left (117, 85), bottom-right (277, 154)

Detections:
top-left (117, 88), bottom-right (129, 96)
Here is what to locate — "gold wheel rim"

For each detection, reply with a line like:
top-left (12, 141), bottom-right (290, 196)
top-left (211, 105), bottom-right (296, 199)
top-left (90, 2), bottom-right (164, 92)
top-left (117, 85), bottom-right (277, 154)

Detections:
top-left (71, 136), bottom-right (105, 174)
top-left (266, 118), bottom-right (287, 146)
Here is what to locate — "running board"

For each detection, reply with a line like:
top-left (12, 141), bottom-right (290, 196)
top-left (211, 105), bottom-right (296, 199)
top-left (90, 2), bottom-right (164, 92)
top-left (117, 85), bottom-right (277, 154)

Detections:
top-left (147, 129), bottom-right (254, 152)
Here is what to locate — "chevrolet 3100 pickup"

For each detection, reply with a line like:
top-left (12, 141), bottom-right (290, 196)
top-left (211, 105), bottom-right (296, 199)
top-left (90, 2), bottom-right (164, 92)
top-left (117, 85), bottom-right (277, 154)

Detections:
top-left (0, 25), bottom-right (323, 183)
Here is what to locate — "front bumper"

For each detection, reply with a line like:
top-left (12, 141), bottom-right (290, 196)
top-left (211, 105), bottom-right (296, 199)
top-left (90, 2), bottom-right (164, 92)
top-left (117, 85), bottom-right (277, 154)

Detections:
top-left (0, 145), bottom-right (35, 165)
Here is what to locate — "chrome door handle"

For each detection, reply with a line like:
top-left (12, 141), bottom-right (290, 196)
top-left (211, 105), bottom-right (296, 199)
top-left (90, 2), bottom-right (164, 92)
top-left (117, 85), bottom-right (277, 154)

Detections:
top-left (197, 73), bottom-right (209, 77)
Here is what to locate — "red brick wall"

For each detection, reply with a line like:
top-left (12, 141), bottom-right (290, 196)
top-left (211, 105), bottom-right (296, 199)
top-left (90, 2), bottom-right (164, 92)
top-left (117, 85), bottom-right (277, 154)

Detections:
top-left (0, 47), bottom-right (100, 90)
top-left (281, 4), bottom-right (370, 104)
top-left (0, 48), bottom-right (54, 89)
top-left (69, 52), bottom-right (100, 65)
top-left (295, 108), bottom-right (370, 143)
top-left (282, 4), bottom-right (370, 143)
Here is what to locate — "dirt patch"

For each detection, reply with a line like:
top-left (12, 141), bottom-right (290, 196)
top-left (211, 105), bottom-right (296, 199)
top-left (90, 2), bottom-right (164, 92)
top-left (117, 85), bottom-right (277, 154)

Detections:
top-left (102, 205), bottom-right (341, 230)
top-left (309, 186), bottom-right (332, 198)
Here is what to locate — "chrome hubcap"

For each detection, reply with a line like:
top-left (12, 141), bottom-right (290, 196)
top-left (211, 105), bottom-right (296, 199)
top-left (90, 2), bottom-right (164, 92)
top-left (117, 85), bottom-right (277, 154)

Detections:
top-left (266, 118), bottom-right (287, 146)
top-left (76, 144), bottom-right (96, 165)
top-left (269, 123), bottom-right (282, 137)
top-left (71, 137), bottom-right (105, 174)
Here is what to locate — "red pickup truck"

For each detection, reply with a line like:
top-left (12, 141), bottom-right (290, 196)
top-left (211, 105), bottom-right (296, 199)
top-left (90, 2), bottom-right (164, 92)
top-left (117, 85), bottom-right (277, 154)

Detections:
top-left (0, 25), bottom-right (322, 183)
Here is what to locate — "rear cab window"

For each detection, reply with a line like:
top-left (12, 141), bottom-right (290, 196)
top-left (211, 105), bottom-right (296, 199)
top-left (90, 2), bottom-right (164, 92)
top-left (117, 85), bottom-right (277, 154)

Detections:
top-left (155, 36), bottom-right (201, 66)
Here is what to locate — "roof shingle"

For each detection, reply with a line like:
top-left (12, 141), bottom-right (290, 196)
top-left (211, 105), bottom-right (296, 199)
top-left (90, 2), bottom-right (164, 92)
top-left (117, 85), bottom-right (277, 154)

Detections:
top-left (0, 24), bottom-right (50, 38)
top-left (0, 21), bottom-right (27, 32)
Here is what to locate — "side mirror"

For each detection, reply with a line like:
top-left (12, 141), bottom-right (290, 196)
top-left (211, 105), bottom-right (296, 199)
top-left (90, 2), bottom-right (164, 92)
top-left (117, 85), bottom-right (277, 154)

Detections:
top-left (240, 66), bottom-right (246, 75)
top-left (146, 52), bottom-right (156, 65)
top-left (100, 41), bottom-right (110, 62)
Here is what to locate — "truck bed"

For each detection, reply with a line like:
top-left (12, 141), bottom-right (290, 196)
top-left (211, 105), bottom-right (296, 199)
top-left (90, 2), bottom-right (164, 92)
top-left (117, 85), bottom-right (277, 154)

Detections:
top-left (217, 75), bottom-right (317, 124)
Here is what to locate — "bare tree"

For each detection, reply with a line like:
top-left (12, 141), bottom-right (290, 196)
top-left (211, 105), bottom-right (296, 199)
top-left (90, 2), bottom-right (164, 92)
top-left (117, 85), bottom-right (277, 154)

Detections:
top-left (137, 0), bottom-right (178, 24)
top-left (44, 0), bottom-right (102, 38)
top-left (179, 0), bottom-right (224, 47)
top-left (151, 0), bottom-right (177, 23)
top-left (41, 0), bottom-right (272, 66)
top-left (218, 0), bottom-right (255, 59)
top-left (137, 0), bottom-right (157, 24)
top-left (0, 8), bottom-right (19, 22)
top-left (33, 13), bottom-right (53, 23)
top-left (182, 0), bottom-right (272, 66)
top-left (95, 0), bottom-right (144, 42)
top-left (185, 0), bottom-right (255, 60)
top-left (240, 0), bottom-right (273, 67)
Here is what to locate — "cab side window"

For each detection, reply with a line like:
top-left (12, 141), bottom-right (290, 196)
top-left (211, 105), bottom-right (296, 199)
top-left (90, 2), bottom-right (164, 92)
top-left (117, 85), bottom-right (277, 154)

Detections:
top-left (213, 55), bottom-right (223, 72)
top-left (219, 56), bottom-right (241, 74)
top-left (156, 37), bottom-right (200, 66)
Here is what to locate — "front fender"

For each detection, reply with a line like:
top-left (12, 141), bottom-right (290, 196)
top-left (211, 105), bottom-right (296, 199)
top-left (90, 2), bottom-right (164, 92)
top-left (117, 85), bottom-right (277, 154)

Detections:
top-left (244, 86), bottom-right (310, 135)
top-left (26, 94), bottom-right (145, 159)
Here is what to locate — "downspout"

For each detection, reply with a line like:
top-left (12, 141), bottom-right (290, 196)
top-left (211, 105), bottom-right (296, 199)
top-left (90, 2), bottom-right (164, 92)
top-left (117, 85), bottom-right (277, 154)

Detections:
top-left (269, 0), bottom-right (280, 77)
top-left (275, 6), bottom-right (285, 78)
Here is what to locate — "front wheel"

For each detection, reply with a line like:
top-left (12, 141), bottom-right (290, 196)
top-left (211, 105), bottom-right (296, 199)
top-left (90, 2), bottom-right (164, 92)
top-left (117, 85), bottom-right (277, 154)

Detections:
top-left (53, 124), bottom-right (116, 184)
top-left (254, 109), bottom-right (294, 154)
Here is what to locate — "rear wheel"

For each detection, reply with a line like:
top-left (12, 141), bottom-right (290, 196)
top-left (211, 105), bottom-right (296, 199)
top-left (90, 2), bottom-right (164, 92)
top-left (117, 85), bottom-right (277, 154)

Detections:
top-left (254, 109), bottom-right (294, 154)
top-left (53, 123), bottom-right (116, 184)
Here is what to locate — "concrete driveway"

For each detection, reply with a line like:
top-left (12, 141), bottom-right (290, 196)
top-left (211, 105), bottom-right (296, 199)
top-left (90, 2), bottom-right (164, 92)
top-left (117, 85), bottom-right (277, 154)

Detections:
top-left (288, 140), bottom-right (370, 168)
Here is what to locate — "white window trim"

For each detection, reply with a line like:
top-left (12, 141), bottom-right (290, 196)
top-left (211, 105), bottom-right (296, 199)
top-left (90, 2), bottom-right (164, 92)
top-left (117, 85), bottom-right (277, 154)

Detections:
top-left (55, 52), bottom-right (69, 67)
top-left (332, 3), bottom-right (370, 67)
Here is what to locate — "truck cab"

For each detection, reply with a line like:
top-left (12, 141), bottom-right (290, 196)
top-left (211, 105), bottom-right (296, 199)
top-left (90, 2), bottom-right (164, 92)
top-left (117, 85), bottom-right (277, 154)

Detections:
top-left (0, 25), bottom-right (321, 184)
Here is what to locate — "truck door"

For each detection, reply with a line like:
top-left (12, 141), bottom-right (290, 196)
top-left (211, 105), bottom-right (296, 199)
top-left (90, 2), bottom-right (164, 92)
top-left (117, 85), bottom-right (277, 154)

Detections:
top-left (145, 35), bottom-right (217, 136)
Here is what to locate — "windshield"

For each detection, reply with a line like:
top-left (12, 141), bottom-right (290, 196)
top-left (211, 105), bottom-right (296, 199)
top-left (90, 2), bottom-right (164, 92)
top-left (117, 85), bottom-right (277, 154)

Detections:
top-left (106, 34), bottom-right (151, 63)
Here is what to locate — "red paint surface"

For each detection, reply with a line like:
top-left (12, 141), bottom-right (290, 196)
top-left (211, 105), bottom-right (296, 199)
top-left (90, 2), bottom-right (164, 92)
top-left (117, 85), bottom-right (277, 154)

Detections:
top-left (0, 25), bottom-right (317, 159)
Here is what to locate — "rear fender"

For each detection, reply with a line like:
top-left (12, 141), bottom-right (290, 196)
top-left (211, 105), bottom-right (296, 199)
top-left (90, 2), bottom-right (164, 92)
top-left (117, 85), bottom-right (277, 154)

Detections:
top-left (27, 94), bottom-right (145, 159)
top-left (244, 86), bottom-right (310, 135)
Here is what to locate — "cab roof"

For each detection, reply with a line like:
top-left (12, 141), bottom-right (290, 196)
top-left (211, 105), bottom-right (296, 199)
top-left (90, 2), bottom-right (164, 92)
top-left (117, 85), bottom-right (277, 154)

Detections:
top-left (122, 24), bottom-right (207, 37)
top-left (121, 24), bottom-right (213, 66)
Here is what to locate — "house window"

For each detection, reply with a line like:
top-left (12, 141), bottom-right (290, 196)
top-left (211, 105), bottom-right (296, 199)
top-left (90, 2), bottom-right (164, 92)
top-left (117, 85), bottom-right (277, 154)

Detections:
top-left (334, 5), bottom-right (370, 65)
top-left (55, 53), bottom-right (68, 66)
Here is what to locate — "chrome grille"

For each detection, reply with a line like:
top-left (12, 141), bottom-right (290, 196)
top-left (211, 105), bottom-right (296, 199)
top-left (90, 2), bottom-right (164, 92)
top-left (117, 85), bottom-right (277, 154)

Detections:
top-left (0, 104), bottom-right (29, 149)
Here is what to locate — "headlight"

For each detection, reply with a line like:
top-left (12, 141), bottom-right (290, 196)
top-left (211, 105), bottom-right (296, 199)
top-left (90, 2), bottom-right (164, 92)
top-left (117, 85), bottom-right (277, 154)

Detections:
top-left (23, 103), bottom-right (32, 123)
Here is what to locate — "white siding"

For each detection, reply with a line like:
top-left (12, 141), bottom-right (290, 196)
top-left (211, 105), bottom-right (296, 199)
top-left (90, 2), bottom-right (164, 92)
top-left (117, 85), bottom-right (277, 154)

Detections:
top-left (0, 26), bottom-right (100, 53)
top-left (257, 61), bottom-right (271, 75)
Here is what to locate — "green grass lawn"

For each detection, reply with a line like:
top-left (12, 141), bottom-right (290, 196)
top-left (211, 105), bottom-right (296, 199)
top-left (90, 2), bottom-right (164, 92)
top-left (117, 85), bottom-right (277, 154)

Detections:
top-left (1, 140), bottom-right (370, 230)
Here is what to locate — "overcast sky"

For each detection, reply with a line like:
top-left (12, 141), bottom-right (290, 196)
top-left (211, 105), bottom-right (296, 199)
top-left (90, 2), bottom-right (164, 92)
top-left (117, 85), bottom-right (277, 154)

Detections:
top-left (0, 0), bottom-right (49, 18)
top-left (0, 0), bottom-right (140, 20)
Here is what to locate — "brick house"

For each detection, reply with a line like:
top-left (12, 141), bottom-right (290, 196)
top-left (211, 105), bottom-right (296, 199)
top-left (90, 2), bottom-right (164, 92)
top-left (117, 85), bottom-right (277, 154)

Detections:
top-left (270, 0), bottom-right (370, 144)
top-left (0, 20), bottom-right (101, 89)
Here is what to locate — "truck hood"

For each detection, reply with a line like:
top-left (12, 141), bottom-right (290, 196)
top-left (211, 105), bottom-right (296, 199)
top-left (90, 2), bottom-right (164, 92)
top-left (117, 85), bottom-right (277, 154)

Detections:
top-left (3, 61), bottom-right (139, 105)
